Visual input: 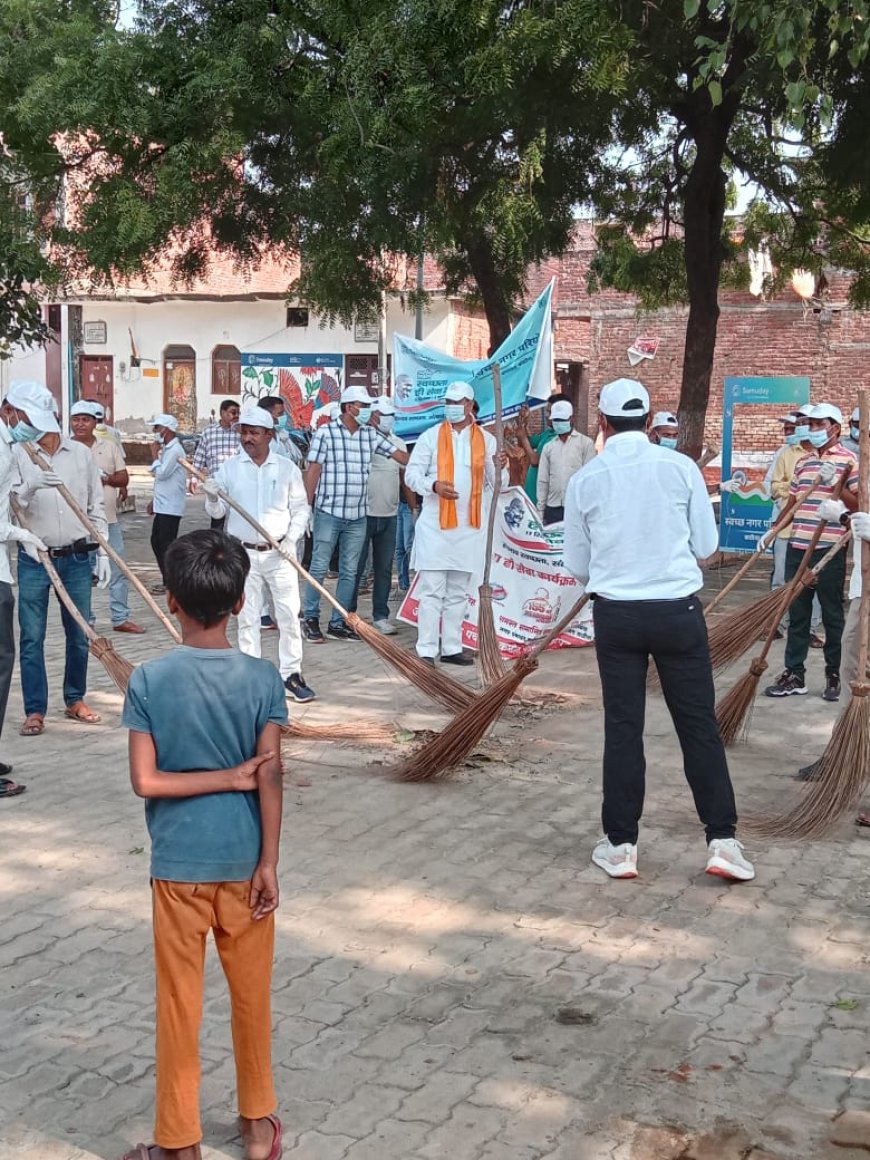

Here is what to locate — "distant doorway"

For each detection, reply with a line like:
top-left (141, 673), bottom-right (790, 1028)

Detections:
top-left (163, 344), bottom-right (197, 430)
top-left (80, 355), bottom-right (115, 422)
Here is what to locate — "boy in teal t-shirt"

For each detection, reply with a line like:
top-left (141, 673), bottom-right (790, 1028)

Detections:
top-left (119, 529), bottom-right (288, 1160)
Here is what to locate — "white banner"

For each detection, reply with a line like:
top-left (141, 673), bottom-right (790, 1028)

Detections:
top-left (397, 487), bottom-right (594, 656)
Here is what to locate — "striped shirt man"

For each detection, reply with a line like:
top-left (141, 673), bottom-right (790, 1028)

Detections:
top-left (307, 419), bottom-right (396, 521)
top-left (789, 443), bottom-right (858, 549)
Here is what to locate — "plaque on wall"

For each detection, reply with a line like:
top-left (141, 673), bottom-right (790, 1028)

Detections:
top-left (354, 319), bottom-right (379, 343)
top-left (83, 320), bottom-right (107, 344)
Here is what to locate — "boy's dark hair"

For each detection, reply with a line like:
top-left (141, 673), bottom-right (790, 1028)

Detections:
top-left (163, 530), bottom-right (250, 627)
top-left (219, 399), bottom-right (239, 414)
top-left (605, 410), bottom-right (649, 434)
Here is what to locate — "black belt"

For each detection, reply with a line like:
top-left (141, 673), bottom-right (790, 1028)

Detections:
top-left (241, 537), bottom-right (285, 552)
top-left (46, 540), bottom-right (99, 559)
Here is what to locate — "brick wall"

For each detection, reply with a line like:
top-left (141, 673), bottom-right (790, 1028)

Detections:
top-left (451, 302), bottom-right (491, 361)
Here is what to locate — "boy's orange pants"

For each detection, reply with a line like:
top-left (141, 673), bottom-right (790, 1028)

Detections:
top-left (152, 879), bottom-right (276, 1149)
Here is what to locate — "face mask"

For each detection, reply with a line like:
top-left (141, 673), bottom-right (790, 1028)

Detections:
top-left (794, 424), bottom-right (810, 441)
top-left (659, 436), bottom-right (678, 450)
top-left (356, 407), bottom-right (372, 425)
top-left (444, 404), bottom-right (466, 424)
top-left (552, 419), bottom-right (572, 435)
top-left (276, 414), bottom-right (289, 431)
top-left (807, 429), bottom-right (829, 448)
top-left (851, 426), bottom-right (860, 442)
top-left (153, 432), bottom-right (164, 445)
top-left (785, 433), bottom-right (800, 446)
top-left (9, 420), bottom-right (40, 444)
top-left (378, 414), bottom-right (394, 434)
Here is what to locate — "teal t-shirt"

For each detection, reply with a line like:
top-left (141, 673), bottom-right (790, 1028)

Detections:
top-left (122, 646), bottom-right (289, 883)
top-left (524, 428), bottom-right (557, 501)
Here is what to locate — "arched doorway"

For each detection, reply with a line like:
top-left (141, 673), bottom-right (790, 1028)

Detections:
top-left (163, 344), bottom-right (197, 430)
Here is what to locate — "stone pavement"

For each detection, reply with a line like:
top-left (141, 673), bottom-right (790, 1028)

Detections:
top-left (1, 482), bottom-right (869, 1160)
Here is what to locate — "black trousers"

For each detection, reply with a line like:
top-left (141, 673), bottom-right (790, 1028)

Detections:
top-left (210, 516), bottom-right (226, 532)
top-left (784, 544), bottom-right (846, 678)
top-left (151, 515), bottom-right (182, 582)
top-left (543, 504), bottom-right (564, 526)
top-left (593, 595), bottom-right (737, 846)
top-left (0, 581), bottom-right (14, 743)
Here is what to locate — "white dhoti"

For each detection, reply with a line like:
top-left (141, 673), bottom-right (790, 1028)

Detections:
top-left (237, 548), bottom-right (303, 678)
top-left (415, 569), bottom-right (472, 658)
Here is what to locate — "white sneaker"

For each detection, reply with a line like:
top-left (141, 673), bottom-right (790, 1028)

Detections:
top-left (591, 837), bottom-right (638, 878)
top-left (373, 619), bottom-right (397, 636)
top-left (706, 838), bottom-right (755, 882)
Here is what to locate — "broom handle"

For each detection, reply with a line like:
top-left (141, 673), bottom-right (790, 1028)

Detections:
top-left (857, 390), bottom-right (870, 686)
top-left (22, 443), bottom-right (182, 644)
top-left (529, 592), bottom-right (591, 660)
top-left (10, 497), bottom-right (100, 645)
top-left (481, 364), bottom-right (505, 588)
top-left (181, 459), bottom-right (352, 620)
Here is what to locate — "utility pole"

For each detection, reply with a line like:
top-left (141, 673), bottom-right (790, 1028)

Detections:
top-left (415, 252), bottom-right (425, 341)
top-left (377, 289), bottom-right (388, 395)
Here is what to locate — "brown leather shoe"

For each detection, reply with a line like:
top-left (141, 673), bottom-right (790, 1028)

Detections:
top-left (114, 621), bottom-right (146, 634)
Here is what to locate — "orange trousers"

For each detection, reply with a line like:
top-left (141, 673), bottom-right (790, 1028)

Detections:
top-left (152, 879), bottom-right (276, 1149)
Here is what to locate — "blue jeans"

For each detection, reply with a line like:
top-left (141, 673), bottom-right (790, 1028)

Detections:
top-left (18, 550), bottom-right (92, 716)
top-left (302, 510), bottom-right (368, 627)
top-left (395, 499), bottom-right (415, 589)
top-left (107, 521), bottom-right (131, 626)
top-left (349, 515), bottom-right (398, 622)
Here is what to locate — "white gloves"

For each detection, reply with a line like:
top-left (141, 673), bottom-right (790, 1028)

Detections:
top-left (202, 478), bottom-right (222, 502)
top-left (17, 529), bottom-right (47, 561)
top-left (95, 553), bottom-right (111, 589)
top-left (32, 470), bottom-right (63, 490)
top-left (818, 499), bottom-right (847, 523)
top-left (818, 462), bottom-right (837, 485)
top-left (852, 512), bottom-right (870, 542)
top-left (719, 479), bottom-right (737, 493)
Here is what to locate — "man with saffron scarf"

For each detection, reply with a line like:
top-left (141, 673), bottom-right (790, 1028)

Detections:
top-left (405, 381), bottom-right (506, 665)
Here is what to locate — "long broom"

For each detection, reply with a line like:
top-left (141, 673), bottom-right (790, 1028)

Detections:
top-left (11, 497), bottom-right (133, 694)
top-left (715, 473), bottom-right (854, 746)
top-left (747, 393), bottom-right (870, 838)
top-left (180, 459), bottom-right (476, 715)
top-left (394, 592), bottom-right (590, 782)
top-left (283, 719), bottom-right (397, 744)
top-left (477, 365), bottom-right (510, 685)
top-left (23, 443), bottom-right (182, 644)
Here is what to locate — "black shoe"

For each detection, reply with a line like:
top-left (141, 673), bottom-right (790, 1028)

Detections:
top-left (0, 761), bottom-right (13, 778)
top-left (795, 760), bottom-right (821, 782)
top-left (418, 655), bottom-right (436, 666)
top-left (441, 652), bottom-right (475, 666)
top-left (285, 673), bottom-right (316, 703)
top-left (823, 673), bottom-right (841, 702)
top-left (327, 621), bottom-right (361, 641)
top-left (303, 617), bottom-right (325, 643)
top-left (810, 633), bottom-right (825, 649)
top-left (261, 615), bottom-right (277, 631)
top-left (764, 669), bottom-right (807, 697)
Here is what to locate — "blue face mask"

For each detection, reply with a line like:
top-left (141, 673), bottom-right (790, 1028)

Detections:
top-left (851, 426), bottom-right (860, 442)
top-left (9, 420), bottom-right (40, 443)
top-left (659, 436), bottom-right (678, 450)
top-left (356, 407), bottom-right (372, 426)
top-left (444, 404), bottom-right (466, 424)
top-left (794, 424), bottom-right (810, 441)
top-left (552, 419), bottom-right (572, 435)
top-left (785, 433), bottom-right (800, 446)
top-left (276, 413), bottom-right (289, 431)
top-left (807, 428), bottom-right (829, 448)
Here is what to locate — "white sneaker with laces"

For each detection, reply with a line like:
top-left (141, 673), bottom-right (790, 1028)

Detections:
top-left (591, 837), bottom-right (638, 879)
top-left (373, 619), bottom-right (397, 636)
top-left (706, 838), bottom-right (755, 881)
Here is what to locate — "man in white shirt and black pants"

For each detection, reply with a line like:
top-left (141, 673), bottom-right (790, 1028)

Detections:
top-left (564, 378), bottom-right (754, 883)
top-left (147, 413), bottom-right (187, 591)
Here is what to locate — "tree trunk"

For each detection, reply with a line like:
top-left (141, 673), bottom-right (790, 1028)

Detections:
top-left (464, 235), bottom-right (513, 355)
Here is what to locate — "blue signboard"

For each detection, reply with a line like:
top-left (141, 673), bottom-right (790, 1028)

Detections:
top-left (719, 376), bottom-right (811, 553)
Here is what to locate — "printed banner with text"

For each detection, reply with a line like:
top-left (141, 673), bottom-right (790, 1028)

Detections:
top-left (397, 486), bottom-right (594, 655)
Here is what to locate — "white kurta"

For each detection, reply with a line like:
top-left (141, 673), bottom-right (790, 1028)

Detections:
top-left (404, 422), bottom-right (499, 576)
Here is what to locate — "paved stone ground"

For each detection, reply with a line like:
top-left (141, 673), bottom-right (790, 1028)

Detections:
top-left (1, 477), bottom-right (869, 1160)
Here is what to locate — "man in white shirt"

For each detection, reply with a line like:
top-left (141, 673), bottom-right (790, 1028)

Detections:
top-left (536, 399), bottom-right (595, 524)
top-left (147, 413), bottom-right (186, 592)
top-left (70, 400), bottom-right (144, 635)
top-left (203, 406), bottom-right (315, 703)
top-left (564, 377), bottom-right (754, 883)
top-left (13, 384), bottom-right (110, 735)
top-left (404, 381), bottom-right (505, 665)
top-left (348, 396), bottom-right (410, 635)
top-left (0, 384), bottom-right (56, 792)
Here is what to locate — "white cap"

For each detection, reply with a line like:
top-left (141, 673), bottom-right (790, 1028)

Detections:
top-left (810, 403), bottom-right (843, 425)
top-left (147, 413), bottom-right (179, 432)
top-left (238, 405), bottom-right (274, 430)
top-left (373, 395), bottom-right (395, 416)
top-left (550, 399), bottom-right (573, 421)
top-left (445, 380), bottom-right (474, 402)
top-left (779, 412), bottom-right (800, 423)
top-left (341, 385), bottom-right (372, 406)
top-left (851, 407), bottom-right (860, 423)
top-left (70, 400), bottom-right (102, 418)
top-left (652, 410), bottom-right (678, 429)
top-left (796, 404), bottom-right (815, 418)
top-left (599, 378), bottom-right (650, 418)
top-left (6, 381), bottom-right (61, 434)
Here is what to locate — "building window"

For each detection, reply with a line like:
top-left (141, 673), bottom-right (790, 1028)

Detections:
top-left (212, 344), bottom-right (241, 394)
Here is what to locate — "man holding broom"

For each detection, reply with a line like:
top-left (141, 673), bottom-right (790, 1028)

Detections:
top-left (564, 377), bottom-right (754, 882)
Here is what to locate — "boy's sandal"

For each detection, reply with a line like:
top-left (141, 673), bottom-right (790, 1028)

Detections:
top-left (240, 1114), bottom-right (283, 1160)
top-left (856, 812), bottom-right (870, 828)
top-left (20, 714), bottom-right (44, 736)
top-left (64, 701), bottom-right (101, 724)
top-left (0, 777), bottom-right (25, 798)
top-left (116, 1147), bottom-right (154, 1160)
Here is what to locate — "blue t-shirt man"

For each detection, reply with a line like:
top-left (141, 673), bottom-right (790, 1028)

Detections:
top-left (123, 646), bottom-right (288, 882)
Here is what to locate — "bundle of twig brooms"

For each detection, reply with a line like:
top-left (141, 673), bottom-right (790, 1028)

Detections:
top-left (747, 391), bottom-right (870, 839)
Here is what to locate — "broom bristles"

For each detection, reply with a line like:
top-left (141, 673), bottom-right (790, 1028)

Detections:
top-left (477, 584), bottom-right (509, 685)
top-left (88, 636), bottom-right (135, 694)
top-left (282, 719), bottom-right (396, 744)
top-left (394, 655), bottom-right (538, 782)
top-left (707, 587), bottom-right (787, 675)
top-left (345, 614), bottom-right (475, 714)
top-left (715, 659), bottom-right (767, 746)
top-left (746, 693), bottom-right (870, 839)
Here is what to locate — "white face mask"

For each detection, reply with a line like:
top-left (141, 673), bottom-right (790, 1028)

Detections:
top-left (378, 414), bottom-right (395, 434)
top-left (153, 432), bottom-right (164, 445)
top-left (444, 403), bottom-right (466, 424)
